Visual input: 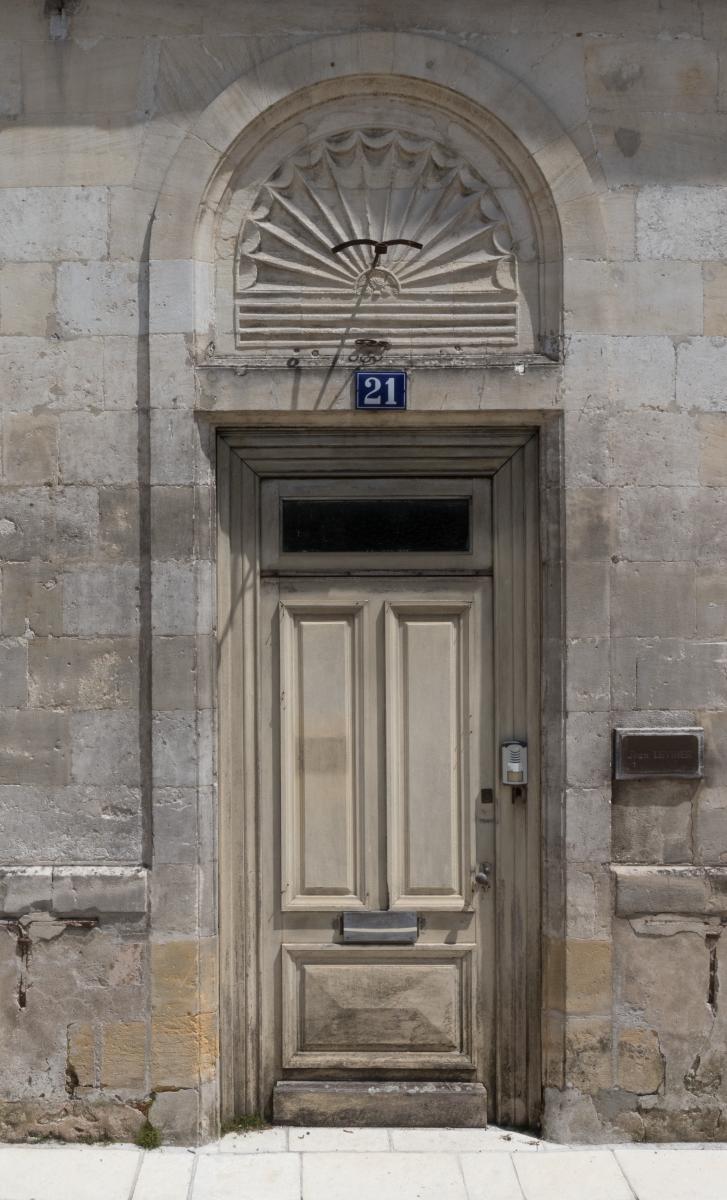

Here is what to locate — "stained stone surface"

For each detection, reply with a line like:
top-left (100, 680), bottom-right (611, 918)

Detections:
top-left (0, 0), bottom-right (726, 1148)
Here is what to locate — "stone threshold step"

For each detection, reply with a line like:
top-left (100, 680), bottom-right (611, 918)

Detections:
top-left (273, 1080), bottom-right (487, 1127)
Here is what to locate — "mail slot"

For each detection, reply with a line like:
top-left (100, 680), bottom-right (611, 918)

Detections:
top-left (342, 911), bottom-right (418, 944)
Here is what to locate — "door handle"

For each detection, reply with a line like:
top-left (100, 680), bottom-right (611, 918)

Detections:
top-left (473, 863), bottom-right (492, 890)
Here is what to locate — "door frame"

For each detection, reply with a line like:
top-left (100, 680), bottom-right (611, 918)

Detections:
top-left (217, 418), bottom-right (543, 1127)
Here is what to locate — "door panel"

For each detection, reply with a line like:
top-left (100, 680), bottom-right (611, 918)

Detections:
top-left (280, 602), bottom-right (366, 909)
top-left (386, 602), bottom-right (472, 909)
top-left (282, 944), bottom-right (475, 1069)
top-left (267, 575), bottom-right (493, 1083)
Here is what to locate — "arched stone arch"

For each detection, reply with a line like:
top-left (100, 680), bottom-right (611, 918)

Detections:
top-left (149, 34), bottom-right (607, 364)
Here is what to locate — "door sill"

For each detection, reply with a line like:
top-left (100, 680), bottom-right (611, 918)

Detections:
top-left (273, 1081), bottom-right (487, 1127)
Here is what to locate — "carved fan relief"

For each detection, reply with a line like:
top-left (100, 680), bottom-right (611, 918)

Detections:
top-left (234, 130), bottom-right (519, 357)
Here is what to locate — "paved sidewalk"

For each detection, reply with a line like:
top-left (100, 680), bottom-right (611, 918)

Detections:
top-left (1, 1126), bottom-right (726, 1199)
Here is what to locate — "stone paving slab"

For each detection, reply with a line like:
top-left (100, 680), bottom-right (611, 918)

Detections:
top-left (1, 1129), bottom-right (727, 1199)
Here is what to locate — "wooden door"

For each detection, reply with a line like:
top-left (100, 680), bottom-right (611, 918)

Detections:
top-left (258, 576), bottom-right (494, 1092)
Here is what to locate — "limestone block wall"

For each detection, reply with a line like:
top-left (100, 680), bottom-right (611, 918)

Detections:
top-left (0, 0), bottom-right (725, 1145)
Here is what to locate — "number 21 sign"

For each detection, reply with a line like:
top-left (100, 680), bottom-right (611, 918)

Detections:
top-left (355, 370), bottom-right (407, 410)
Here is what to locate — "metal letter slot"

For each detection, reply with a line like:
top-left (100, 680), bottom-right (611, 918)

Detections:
top-left (342, 911), bottom-right (418, 944)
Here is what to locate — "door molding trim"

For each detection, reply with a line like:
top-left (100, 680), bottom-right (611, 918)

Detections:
top-left (217, 420), bottom-right (543, 1126)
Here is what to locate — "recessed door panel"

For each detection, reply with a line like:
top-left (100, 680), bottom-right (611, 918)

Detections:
top-left (282, 944), bottom-right (475, 1069)
top-left (280, 602), bottom-right (366, 909)
top-left (386, 602), bottom-right (472, 909)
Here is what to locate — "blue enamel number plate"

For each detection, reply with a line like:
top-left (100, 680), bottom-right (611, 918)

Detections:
top-left (355, 370), bottom-right (407, 409)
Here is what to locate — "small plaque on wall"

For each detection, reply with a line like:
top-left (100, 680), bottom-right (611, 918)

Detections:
top-left (613, 727), bottom-right (704, 780)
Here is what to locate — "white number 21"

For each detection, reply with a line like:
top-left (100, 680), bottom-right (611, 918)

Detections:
top-left (363, 375), bottom-right (397, 405)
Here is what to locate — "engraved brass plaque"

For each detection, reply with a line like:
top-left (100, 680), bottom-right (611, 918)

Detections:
top-left (614, 727), bottom-right (704, 780)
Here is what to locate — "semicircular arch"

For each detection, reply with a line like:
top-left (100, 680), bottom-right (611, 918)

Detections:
top-left (150, 34), bottom-right (606, 364)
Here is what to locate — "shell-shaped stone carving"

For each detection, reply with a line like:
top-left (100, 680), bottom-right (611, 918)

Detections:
top-left (235, 129), bottom-right (518, 354)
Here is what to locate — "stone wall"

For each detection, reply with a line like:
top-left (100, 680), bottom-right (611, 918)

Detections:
top-left (0, 0), bottom-right (726, 1145)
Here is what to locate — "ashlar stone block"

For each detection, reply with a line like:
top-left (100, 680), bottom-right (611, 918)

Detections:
top-left (151, 636), bottom-right (196, 711)
top-left (52, 866), bottom-right (147, 917)
top-left (63, 566), bottom-right (139, 636)
top-left (101, 336), bottom-right (139, 411)
top-left (638, 187), bottom-right (727, 259)
top-left (612, 782), bottom-right (694, 865)
top-left (565, 939), bottom-right (612, 1015)
top-left (566, 865), bottom-right (612, 940)
top-left (612, 562), bottom-right (696, 637)
top-left (100, 1021), bottom-right (146, 1089)
top-left (702, 711), bottom-right (727, 785)
top-left (565, 261), bottom-right (702, 336)
top-left (152, 712), bottom-right (199, 787)
top-left (150, 487), bottom-right (195, 561)
top-left (0, 336), bottom-right (105, 413)
top-left (151, 939), bottom-right (199, 1017)
top-left (153, 788), bottom-right (198, 865)
top-left (0, 565), bottom-right (62, 638)
top-left (566, 711), bottom-right (612, 787)
top-left (0, 710), bottom-right (69, 786)
top-left (151, 562), bottom-right (201, 636)
top-left (0, 785), bottom-right (141, 864)
top-left (565, 788), bottom-right (612, 863)
top-left (28, 637), bottom-right (137, 709)
top-left (617, 1028), bottom-right (664, 1094)
top-left (70, 711), bottom-right (140, 786)
top-left (587, 42), bottom-right (718, 117)
top-left (697, 414), bottom-right (727, 485)
top-left (56, 262), bottom-right (145, 337)
top-left (566, 639), bottom-right (610, 711)
top-left (21, 36), bottom-right (154, 117)
top-left (59, 411), bottom-right (137, 486)
top-left (703, 262), bottom-right (727, 336)
top-left (565, 1016), bottom-right (613, 1090)
top-left (676, 338), bottom-right (727, 412)
top-left (0, 122), bottom-right (142, 189)
top-left (616, 487), bottom-right (696, 562)
top-left (694, 788), bottom-right (727, 865)
top-left (565, 561), bottom-right (610, 638)
top-left (148, 334), bottom-right (196, 409)
top-left (152, 1011), bottom-right (217, 1089)
top-left (0, 487), bottom-right (54, 562)
top-left (0, 640), bottom-right (27, 708)
top-left (67, 1023), bottom-right (96, 1089)
top-left (636, 639), bottom-right (727, 710)
top-left (609, 412), bottom-right (698, 486)
top-left (594, 111), bottom-right (727, 190)
top-left (98, 486), bottom-right (140, 562)
top-left (0, 187), bottom-right (108, 261)
top-left (3, 412), bottom-right (59, 485)
top-left (151, 864), bottom-right (199, 935)
top-left (613, 865), bottom-right (710, 915)
top-left (697, 568), bottom-right (727, 636)
top-left (0, 866), bottom-right (52, 916)
top-left (566, 488), bottom-right (617, 561)
top-left (0, 263), bottom-right (55, 337)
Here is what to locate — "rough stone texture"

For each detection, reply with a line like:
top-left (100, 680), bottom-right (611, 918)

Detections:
top-left (0, 0), bottom-right (725, 1149)
top-left (0, 1099), bottom-right (146, 1144)
top-left (617, 1028), bottom-right (665, 1095)
top-left (273, 1081), bottom-right (488, 1128)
